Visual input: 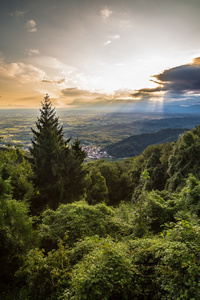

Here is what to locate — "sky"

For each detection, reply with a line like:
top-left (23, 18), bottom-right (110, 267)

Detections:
top-left (1, 0), bottom-right (200, 111)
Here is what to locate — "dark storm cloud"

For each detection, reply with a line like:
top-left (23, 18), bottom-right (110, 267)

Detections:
top-left (132, 57), bottom-right (200, 101)
top-left (155, 58), bottom-right (200, 93)
top-left (131, 87), bottom-right (163, 99)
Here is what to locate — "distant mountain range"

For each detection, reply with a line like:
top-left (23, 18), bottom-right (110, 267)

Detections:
top-left (122, 116), bottom-right (200, 135)
top-left (105, 128), bottom-right (189, 158)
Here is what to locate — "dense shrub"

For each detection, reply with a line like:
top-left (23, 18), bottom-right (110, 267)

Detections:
top-left (63, 237), bottom-right (151, 300)
top-left (39, 201), bottom-right (133, 250)
top-left (0, 148), bottom-right (35, 202)
top-left (0, 182), bottom-right (38, 293)
top-left (16, 242), bottom-right (70, 300)
top-left (133, 190), bottom-right (186, 234)
top-left (166, 126), bottom-right (200, 191)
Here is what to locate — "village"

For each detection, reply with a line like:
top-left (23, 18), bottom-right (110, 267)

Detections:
top-left (82, 144), bottom-right (112, 160)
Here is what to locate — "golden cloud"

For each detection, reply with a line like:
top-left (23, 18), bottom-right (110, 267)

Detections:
top-left (0, 60), bottom-right (45, 83)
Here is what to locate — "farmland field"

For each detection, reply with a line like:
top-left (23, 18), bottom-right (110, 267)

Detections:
top-left (0, 109), bottom-right (199, 150)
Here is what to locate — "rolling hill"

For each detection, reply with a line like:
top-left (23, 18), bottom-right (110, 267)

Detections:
top-left (105, 128), bottom-right (189, 158)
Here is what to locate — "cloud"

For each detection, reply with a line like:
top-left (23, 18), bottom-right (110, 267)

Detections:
top-left (113, 89), bottom-right (135, 99)
top-left (192, 57), bottom-right (200, 66)
top-left (119, 20), bottom-right (132, 29)
top-left (42, 78), bottom-right (66, 84)
top-left (60, 87), bottom-right (145, 112)
top-left (0, 60), bottom-right (45, 83)
top-left (61, 87), bottom-right (138, 109)
top-left (154, 59), bottom-right (200, 94)
top-left (9, 10), bottom-right (27, 17)
top-left (25, 49), bottom-right (40, 56)
top-left (101, 6), bottom-right (113, 19)
top-left (116, 63), bottom-right (126, 66)
top-left (131, 57), bottom-right (200, 102)
top-left (33, 56), bottom-right (76, 72)
top-left (4, 94), bottom-right (47, 109)
top-left (131, 87), bottom-right (164, 100)
top-left (109, 34), bottom-right (120, 40)
top-left (104, 34), bottom-right (120, 46)
top-left (104, 40), bottom-right (112, 46)
top-left (62, 87), bottom-right (109, 103)
top-left (25, 20), bottom-right (37, 32)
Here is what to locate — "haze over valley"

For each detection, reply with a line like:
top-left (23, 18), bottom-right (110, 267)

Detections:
top-left (0, 109), bottom-right (199, 159)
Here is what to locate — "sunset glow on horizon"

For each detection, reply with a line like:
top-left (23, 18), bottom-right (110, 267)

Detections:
top-left (1, 0), bottom-right (200, 111)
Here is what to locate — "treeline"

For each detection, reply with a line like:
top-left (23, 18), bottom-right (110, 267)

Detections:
top-left (1, 96), bottom-right (200, 299)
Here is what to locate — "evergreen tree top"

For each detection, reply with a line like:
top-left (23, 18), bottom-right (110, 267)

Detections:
top-left (39, 94), bottom-right (56, 121)
top-left (30, 94), bottom-right (65, 150)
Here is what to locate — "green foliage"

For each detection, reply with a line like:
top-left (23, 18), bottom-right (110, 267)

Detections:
top-left (127, 232), bottom-right (200, 300)
top-left (12, 218), bottom-right (200, 300)
top-left (0, 184), bottom-right (38, 293)
top-left (181, 174), bottom-right (200, 217)
top-left (0, 175), bottom-right (13, 197)
top-left (133, 190), bottom-right (187, 235)
top-left (96, 160), bottom-right (120, 204)
top-left (0, 148), bottom-right (35, 202)
top-left (63, 139), bottom-right (87, 202)
top-left (166, 125), bottom-right (200, 191)
top-left (65, 237), bottom-right (143, 300)
top-left (3, 119), bottom-right (200, 299)
top-left (86, 159), bottom-right (133, 205)
top-left (85, 165), bottom-right (108, 204)
top-left (145, 143), bottom-right (172, 191)
top-left (157, 221), bottom-right (200, 299)
top-left (16, 241), bottom-right (70, 300)
top-left (64, 230), bottom-right (200, 300)
top-left (39, 201), bottom-right (132, 250)
top-left (131, 143), bottom-right (172, 200)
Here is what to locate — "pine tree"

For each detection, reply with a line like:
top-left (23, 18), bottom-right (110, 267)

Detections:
top-left (30, 94), bottom-right (86, 211)
top-left (30, 95), bottom-right (69, 210)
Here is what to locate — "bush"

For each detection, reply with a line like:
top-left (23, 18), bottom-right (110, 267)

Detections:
top-left (0, 188), bottom-right (38, 293)
top-left (181, 174), bottom-right (200, 217)
top-left (16, 241), bottom-right (70, 300)
top-left (64, 237), bottom-right (148, 300)
top-left (0, 148), bottom-right (35, 202)
top-left (39, 201), bottom-right (133, 250)
top-left (156, 221), bottom-right (200, 299)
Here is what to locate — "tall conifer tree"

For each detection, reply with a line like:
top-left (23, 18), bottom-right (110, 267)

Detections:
top-left (30, 94), bottom-right (86, 211)
top-left (30, 95), bottom-right (68, 209)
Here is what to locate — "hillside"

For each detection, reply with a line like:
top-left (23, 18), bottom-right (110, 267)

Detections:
top-left (105, 128), bottom-right (189, 158)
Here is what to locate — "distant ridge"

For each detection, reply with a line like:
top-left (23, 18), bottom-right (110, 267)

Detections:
top-left (105, 128), bottom-right (189, 158)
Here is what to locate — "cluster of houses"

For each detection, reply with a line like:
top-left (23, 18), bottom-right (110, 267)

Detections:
top-left (82, 144), bottom-right (112, 160)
